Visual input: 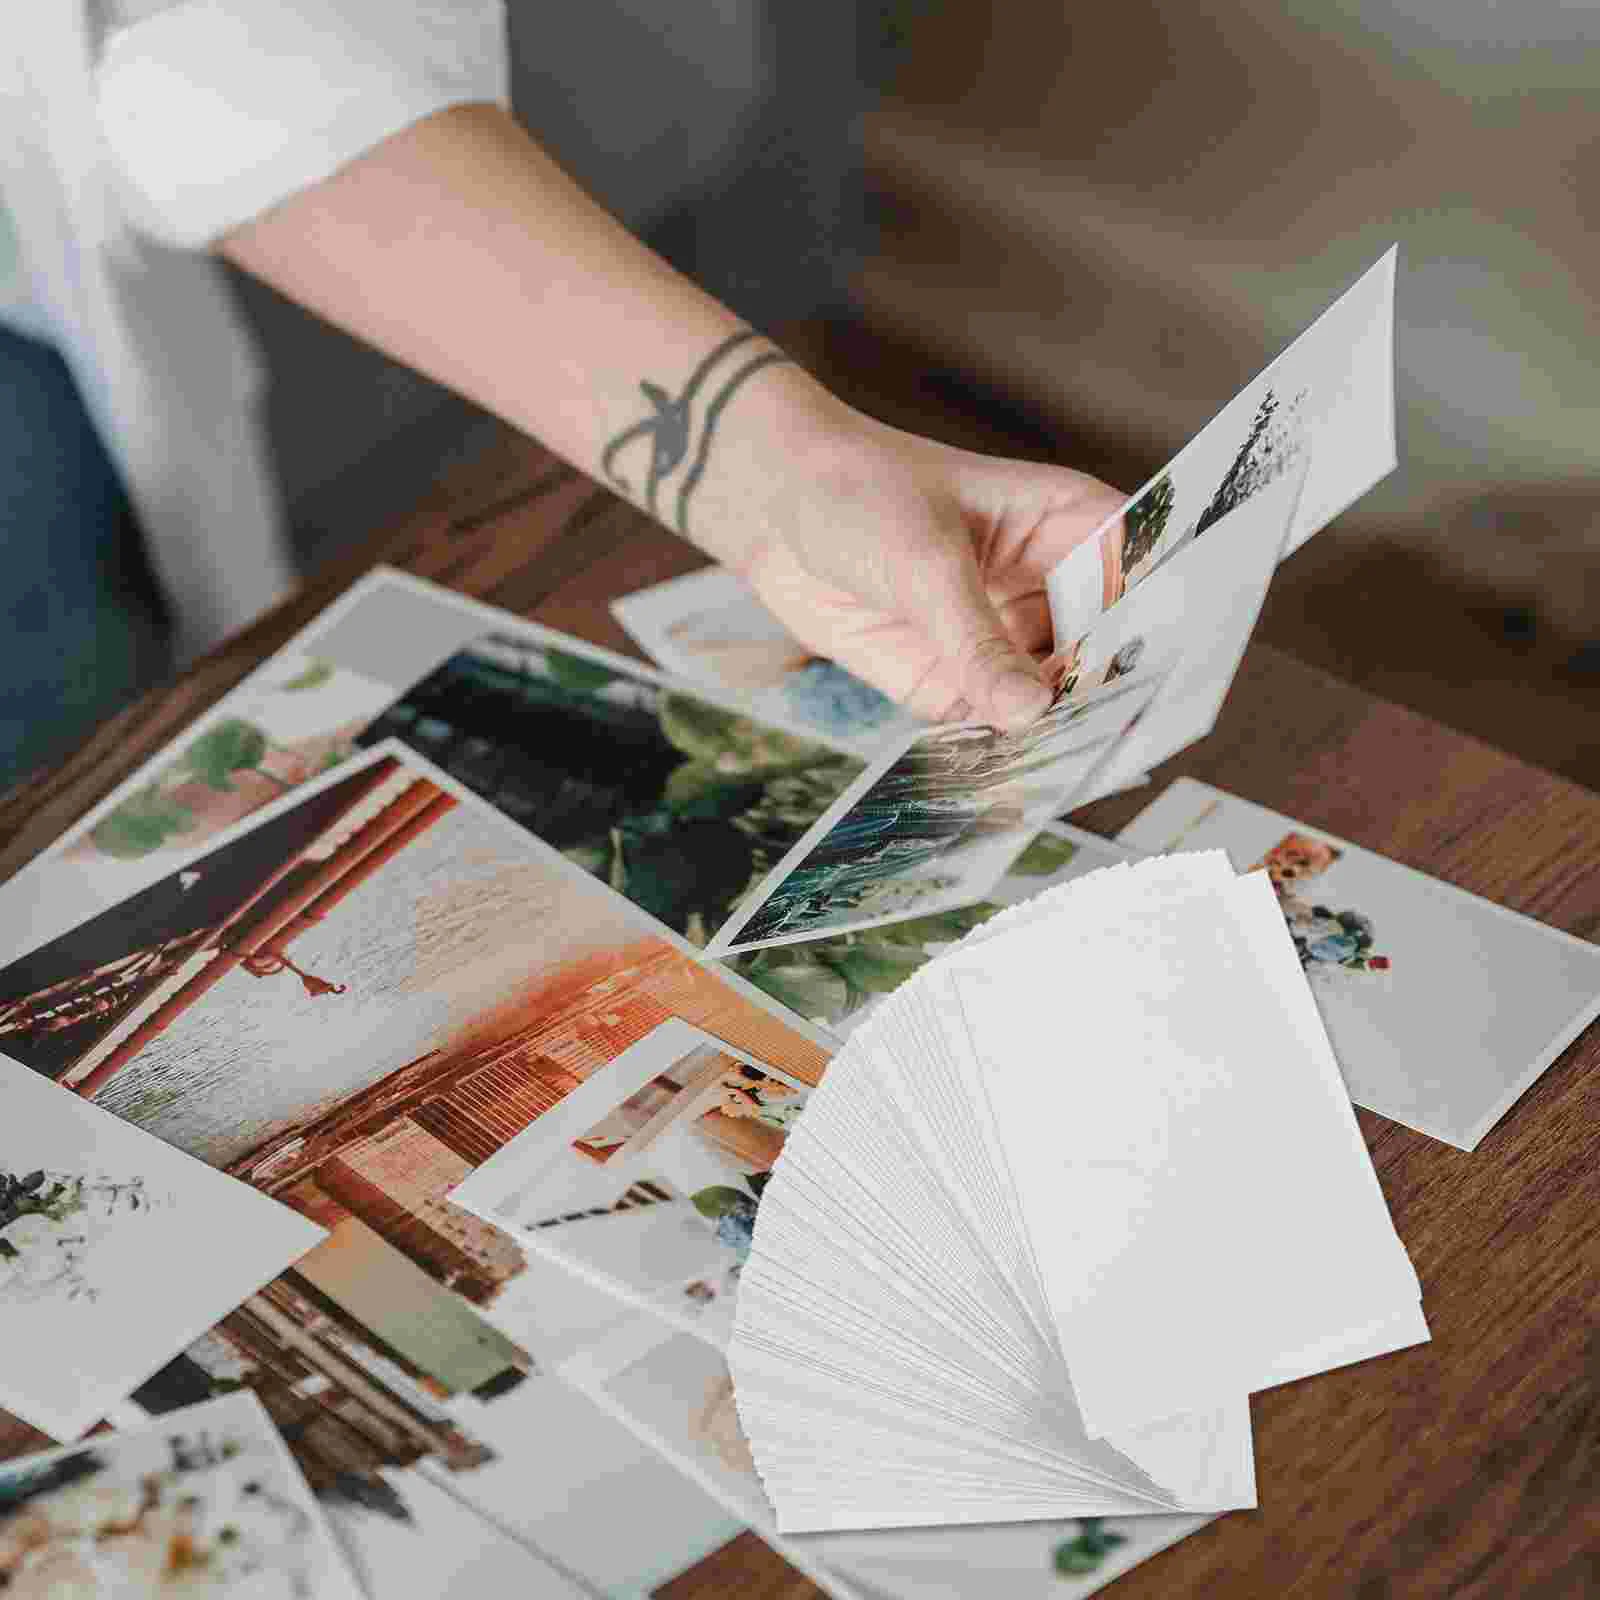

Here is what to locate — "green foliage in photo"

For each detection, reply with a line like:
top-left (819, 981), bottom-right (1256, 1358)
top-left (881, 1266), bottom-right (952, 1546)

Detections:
top-left (1053, 1519), bottom-right (1128, 1576)
top-left (89, 783), bottom-right (197, 860)
top-left (279, 658), bottom-right (333, 692)
top-left (1121, 473), bottom-right (1174, 571)
top-left (1008, 831), bottom-right (1080, 877)
top-left (180, 719), bottom-right (270, 792)
top-left (541, 647), bottom-right (622, 695)
top-left (730, 899), bottom-right (1004, 1026)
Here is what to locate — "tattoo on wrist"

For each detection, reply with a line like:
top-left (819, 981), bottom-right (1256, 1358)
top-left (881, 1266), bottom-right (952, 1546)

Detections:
top-left (600, 330), bottom-right (792, 536)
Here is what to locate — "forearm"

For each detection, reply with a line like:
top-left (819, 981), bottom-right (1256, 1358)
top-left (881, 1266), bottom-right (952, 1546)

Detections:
top-left (218, 102), bottom-right (847, 565)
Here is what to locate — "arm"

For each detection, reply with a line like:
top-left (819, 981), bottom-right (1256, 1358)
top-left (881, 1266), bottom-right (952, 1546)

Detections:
top-left (220, 103), bottom-right (1124, 730)
top-left (220, 104), bottom-right (834, 552)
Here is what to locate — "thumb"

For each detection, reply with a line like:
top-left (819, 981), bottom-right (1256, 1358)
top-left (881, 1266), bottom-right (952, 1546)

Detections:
top-left (928, 550), bottom-right (1053, 732)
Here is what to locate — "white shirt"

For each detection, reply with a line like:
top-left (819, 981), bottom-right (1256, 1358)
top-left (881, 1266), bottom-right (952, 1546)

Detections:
top-left (1, 2), bottom-right (509, 661)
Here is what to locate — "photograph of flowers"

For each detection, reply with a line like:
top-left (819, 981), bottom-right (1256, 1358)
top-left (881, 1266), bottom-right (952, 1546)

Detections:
top-left (0, 1391), bottom-right (365, 1599)
top-left (0, 1061), bottom-right (323, 1443)
top-left (1118, 778), bottom-right (1600, 1149)
top-left (611, 563), bottom-right (922, 758)
top-left (453, 1017), bottom-right (811, 1349)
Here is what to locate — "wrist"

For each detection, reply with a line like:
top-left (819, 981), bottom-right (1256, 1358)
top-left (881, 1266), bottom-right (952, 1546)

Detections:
top-left (669, 351), bottom-right (871, 573)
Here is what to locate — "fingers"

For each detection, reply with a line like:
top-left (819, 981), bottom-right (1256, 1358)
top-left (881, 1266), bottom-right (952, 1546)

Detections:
top-left (928, 548), bottom-right (1053, 732)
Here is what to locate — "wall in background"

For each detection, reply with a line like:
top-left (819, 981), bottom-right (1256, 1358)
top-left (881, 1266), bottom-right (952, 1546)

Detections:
top-left (860, 0), bottom-right (1600, 642)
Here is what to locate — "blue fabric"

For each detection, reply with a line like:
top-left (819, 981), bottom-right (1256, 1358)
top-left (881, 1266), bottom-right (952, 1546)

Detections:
top-left (0, 322), bottom-right (169, 784)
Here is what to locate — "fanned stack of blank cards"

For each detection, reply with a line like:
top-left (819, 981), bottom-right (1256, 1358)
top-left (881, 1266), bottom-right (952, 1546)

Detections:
top-left (728, 853), bottom-right (1429, 1534)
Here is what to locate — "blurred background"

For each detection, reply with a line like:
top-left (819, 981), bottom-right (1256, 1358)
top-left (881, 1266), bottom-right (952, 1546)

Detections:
top-left (42, 1), bottom-right (1600, 783)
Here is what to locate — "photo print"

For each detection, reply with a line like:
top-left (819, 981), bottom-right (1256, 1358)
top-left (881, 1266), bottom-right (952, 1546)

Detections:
top-left (554, 1318), bottom-right (860, 1600)
top-left (710, 671), bottom-right (1160, 954)
top-left (0, 651), bottom-right (396, 967)
top-left (612, 563), bottom-right (922, 758)
top-left (0, 1392), bottom-right (364, 1600)
top-left (722, 825), bottom-right (1136, 1038)
top-left (558, 1317), bottom-right (776, 1533)
top-left (1046, 247), bottom-right (1397, 650)
top-left (356, 624), bottom-right (864, 949)
top-left (1119, 779), bottom-right (1600, 1149)
top-left (452, 1018), bottom-right (812, 1349)
top-left (1045, 463), bottom-right (1309, 797)
top-left (0, 1062), bottom-right (322, 1442)
top-left (0, 742), bottom-right (831, 1452)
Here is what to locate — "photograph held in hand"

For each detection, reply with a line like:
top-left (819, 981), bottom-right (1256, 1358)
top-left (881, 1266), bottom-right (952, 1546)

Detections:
top-left (711, 670), bottom-right (1161, 954)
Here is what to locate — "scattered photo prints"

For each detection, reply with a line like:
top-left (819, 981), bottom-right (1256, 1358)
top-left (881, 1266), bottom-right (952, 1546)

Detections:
top-left (711, 672), bottom-right (1159, 953)
top-left (0, 1062), bottom-right (322, 1442)
top-left (0, 571), bottom-right (865, 970)
top-left (555, 1314), bottom-right (1209, 1600)
top-left (0, 740), bottom-right (830, 1451)
top-left (452, 1018), bottom-right (812, 1349)
top-left (612, 564), bottom-right (923, 758)
top-left (0, 1392), bottom-right (364, 1599)
top-left (114, 1280), bottom-right (720, 1600)
top-left (1046, 247), bottom-right (1396, 649)
top-left (1119, 779), bottom-right (1600, 1148)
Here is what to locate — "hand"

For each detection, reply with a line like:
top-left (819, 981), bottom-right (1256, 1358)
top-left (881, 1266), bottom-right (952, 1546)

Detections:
top-left (708, 403), bottom-right (1127, 733)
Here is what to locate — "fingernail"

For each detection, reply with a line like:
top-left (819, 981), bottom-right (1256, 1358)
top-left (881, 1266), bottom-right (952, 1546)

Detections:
top-left (990, 665), bottom-right (1051, 731)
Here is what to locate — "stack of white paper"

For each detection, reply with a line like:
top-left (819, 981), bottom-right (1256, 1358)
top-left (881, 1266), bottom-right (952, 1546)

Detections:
top-left (728, 853), bottom-right (1427, 1535)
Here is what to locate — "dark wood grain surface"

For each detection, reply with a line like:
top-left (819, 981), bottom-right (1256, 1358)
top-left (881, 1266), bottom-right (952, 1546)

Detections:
top-left (4, 428), bottom-right (1598, 1600)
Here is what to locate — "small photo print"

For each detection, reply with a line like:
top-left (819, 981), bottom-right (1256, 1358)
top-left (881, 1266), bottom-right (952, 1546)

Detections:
top-left (453, 1018), bottom-right (811, 1349)
top-left (4, 653), bottom-right (398, 966)
top-left (714, 673), bottom-right (1157, 953)
top-left (0, 1062), bottom-right (322, 1442)
top-left (1119, 778), bottom-right (1600, 1149)
top-left (0, 1391), bottom-right (363, 1599)
top-left (1046, 464), bottom-right (1307, 797)
top-left (1117, 381), bottom-right (1309, 588)
top-left (1047, 248), bottom-right (1396, 647)
top-left (356, 626), bottom-right (864, 948)
top-left (1047, 383), bottom-right (1308, 652)
top-left (723, 826), bottom-right (1135, 1037)
top-left (612, 564), bottom-right (921, 758)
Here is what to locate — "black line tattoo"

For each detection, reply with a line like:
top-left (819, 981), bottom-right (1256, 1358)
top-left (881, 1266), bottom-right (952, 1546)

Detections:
top-left (600, 330), bottom-right (793, 536)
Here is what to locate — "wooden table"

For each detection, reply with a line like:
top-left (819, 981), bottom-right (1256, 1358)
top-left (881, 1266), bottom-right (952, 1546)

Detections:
top-left (5, 430), bottom-right (1600, 1600)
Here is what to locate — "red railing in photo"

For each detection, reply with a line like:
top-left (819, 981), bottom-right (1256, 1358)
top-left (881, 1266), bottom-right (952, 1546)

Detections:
top-left (55, 759), bottom-right (457, 1098)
